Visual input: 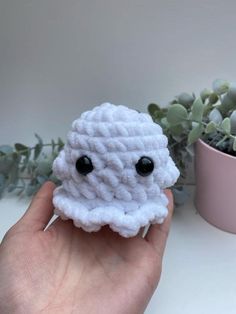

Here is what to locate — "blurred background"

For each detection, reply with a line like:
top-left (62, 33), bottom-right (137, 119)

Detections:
top-left (1, 3), bottom-right (236, 313)
top-left (0, 0), bottom-right (236, 145)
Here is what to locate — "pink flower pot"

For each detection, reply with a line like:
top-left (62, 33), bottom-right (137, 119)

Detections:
top-left (194, 139), bottom-right (236, 233)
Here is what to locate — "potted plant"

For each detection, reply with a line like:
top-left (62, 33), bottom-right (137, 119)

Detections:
top-left (148, 79), bottom-right (236, 233)
top-left (1, 79), bottom-right (236, 234)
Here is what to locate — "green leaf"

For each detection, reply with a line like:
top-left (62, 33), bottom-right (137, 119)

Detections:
top-left (154, 110), bottom-right (166, 121)
top-left (36, 159), bottom-right (52, 176)
top-left (33, 132), bottom-right (44, 160)
top-left (228, 83), bottom-right (236, 102)
top-left (177, 93), bottom-right (195, 107)
top-left (169, 124), bottom-right (183, 136)
top-left (170, 99), bottom-right (178, 105)
top-left (216, 135), bottom-right (228, 148)
top-left (205, 121), bottom-right (217, 134)
top-left (0, 174), bottom-right (6, 198)
top-left (148, 103), bottom-right (161, 116)
top-left (230, 110), bottom-right (236, 135)
top-left (209, 108), bottom-right (222, 124)
top-left (191, 98), bottom-right (204, 122)
top-left (167, 104), bottom-right (188, 125)
top-left (0, 155), bottom-right (15, 175)
top-left (34, 143), bottom-right (42, 160)
top-left (181, 120), bottom-right (191, 130)
top-left (200, 89), bottom-right (212, 102)
top-left (58, 137), bottom-right (64, 145)
top-left (8, 163), bottom-right (19, 186)
top-left (187, 123), bottom-right (204, 145)
top-left (221, 117), bottom-right (231, 134)
top-left (35, 133), bottom-right (43, 145)
top-left (212, 79), bottom-right (229, 95)
top-left (219, 94), bottom-right (236, 115)
top-left (15, 143), bottom-right (29, 156)
top-left (51, 139), bottom-right (55, 153)
top-left (208, 93), bottom-right (219, 104)
top-left (203, 103), bottom-right (213, 116)
top-left (57, 137), bottom-right (64, 152)
top-left (15, 143), bottom-right (28, 151)
top-left (160, 117), bottom-right (170, 128)
top-left (191, 121), bottom-right (199, 128)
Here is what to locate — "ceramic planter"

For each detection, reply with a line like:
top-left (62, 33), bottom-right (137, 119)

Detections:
top-left (194, 138), bottom-right (236, 233)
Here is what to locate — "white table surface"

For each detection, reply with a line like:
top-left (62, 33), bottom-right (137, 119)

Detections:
top-left (1, 188), bottom-right (236, 314)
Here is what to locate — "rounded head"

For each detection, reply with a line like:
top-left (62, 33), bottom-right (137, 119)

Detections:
top-left (52, 103), bottom-right (180, 237)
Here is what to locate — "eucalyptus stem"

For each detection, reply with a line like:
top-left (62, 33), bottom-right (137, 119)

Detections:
top-left (0, 134), bottom-right (64, 198)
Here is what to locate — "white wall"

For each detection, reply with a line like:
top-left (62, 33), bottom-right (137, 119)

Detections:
top-left (1, 0), bottom-right (236, 145)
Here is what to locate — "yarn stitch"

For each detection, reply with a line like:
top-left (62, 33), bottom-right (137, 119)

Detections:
top-left (52, 103), bottom-right (180, 237)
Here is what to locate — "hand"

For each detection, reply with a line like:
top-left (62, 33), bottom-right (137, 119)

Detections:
top-left (0, 181), bottom-right (174, 314)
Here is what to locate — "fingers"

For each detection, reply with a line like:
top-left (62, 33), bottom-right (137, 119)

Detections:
top-left (145, 189), bottom-right (174, 258)
top-left (17, 181), bottom-right (56, 232)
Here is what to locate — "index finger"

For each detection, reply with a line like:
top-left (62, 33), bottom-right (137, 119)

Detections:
top-left (145, 189), bottom-right (174, 258)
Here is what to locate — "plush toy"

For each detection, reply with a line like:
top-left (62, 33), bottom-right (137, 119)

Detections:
top-left (52, 103), bottom-right (180, 237)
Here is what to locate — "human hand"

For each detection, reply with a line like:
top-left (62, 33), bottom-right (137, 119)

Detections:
top-left (0, 181), bottom-right (174, 314)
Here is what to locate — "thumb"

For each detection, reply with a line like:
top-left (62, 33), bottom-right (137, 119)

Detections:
top-left (16, 181), bottom-right (56, 232)
top-left (145, 189), bottom-right (174, 258)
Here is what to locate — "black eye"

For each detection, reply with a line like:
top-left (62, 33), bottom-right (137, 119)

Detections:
top-left (76, 155), bottom-right (94, 175)
top-left (135, 156), bottom-right (154, 177)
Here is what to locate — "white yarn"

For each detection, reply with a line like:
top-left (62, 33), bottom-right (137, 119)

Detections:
top-left (52, 103), bottom-right (180, 237)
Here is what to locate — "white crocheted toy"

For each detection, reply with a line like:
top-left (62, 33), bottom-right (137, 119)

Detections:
top-left (52, 103), bottom-right (180, 237)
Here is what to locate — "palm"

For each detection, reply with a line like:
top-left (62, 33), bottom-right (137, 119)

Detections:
top-left (0, 182), bottom-right (173, 314)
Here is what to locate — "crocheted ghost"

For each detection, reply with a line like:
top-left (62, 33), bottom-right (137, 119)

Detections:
top-left (52, 103), bottom-right (180, 237)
